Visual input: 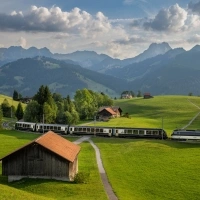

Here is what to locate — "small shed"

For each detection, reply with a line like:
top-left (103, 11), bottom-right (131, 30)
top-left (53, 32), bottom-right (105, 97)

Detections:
top-left (143, 93), bottom-right (153, 99)
top-left (0, 131), bottom-right (81, 182)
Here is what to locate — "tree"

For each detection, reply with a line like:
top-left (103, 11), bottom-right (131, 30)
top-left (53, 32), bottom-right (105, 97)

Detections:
top-left (137, 90), bottom-right (142, 97)
top-left (0, 106), bottom-right (3, 130)
top-left (13, 90), bottom-right (19, 101)
top-left (11, 105), bottom-right (16, 118)
top-left (74, 89), bottom-right (96, 119)
top-left (1, 99), bottom-right (11, 118)
top-left (188, 92), bottom-right (193, 96)
top-left (15, 102), bottom-right (24, 120)
top-left (24, 101), bottom-right (40, 122)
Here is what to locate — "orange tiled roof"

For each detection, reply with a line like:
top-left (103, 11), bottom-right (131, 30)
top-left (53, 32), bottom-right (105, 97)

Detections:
top-left (0, 131), bottom-right (80, 163)
top-left (103, 107), bottom-right (116, 115)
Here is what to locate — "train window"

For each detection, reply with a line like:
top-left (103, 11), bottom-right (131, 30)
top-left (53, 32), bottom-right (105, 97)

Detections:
top-left (47, 126), bottom-right (49, 129)
top-left (109, 130), bottom-right (111, 133)
top-left (133, 130), bottom-right (138, 134)
top-left (87, 128), bottom-right (90, 132)
top-left (58, 127), bottom-right (61, 130)
top-left (127, 130), bottom-right (132, 134)
top-left (75, 128), bottom-right (78, 131)
top-left (83, 128), bottom-right (86, 131)
top-left (91, 128), bottom-right (94, 132)
top-left (54, 126), bottom-right (57, 130)
top-left (100, 129), bottom-right (103, 132)
top-left (44, 126), bottom-right (46, 129)
top-left (139, 130), bottom-right (144, 134)
top-left (96, 128), bottom-right (99, 132)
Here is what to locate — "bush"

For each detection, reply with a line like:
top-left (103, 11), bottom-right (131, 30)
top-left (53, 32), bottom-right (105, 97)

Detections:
top-left (73, 172), bottom-right (90, 184)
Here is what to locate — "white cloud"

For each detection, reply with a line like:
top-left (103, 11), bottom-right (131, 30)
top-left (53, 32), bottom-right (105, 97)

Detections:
top-left (187, 34), bottom-right (200, 43)
top-left (143, 4), bottom-right (188, 32)
top-left (0, 6), bottom-right (112, 37)
top-left (18, 36), bottom-right (27, 48)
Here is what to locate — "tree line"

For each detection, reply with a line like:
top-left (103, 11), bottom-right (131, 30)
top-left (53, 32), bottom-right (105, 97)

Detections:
top-left (0, 85), bottom-right (114, 126)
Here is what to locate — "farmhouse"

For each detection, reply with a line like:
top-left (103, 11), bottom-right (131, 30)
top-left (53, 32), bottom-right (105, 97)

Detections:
top-left (0, 131), bottom-right (80, 182)
top-left (143, 93), bottom-right (153, 99)
top-left (97, 106), bottom-right (122, 121)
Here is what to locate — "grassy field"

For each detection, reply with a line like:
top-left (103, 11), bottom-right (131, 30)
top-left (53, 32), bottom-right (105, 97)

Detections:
top-left (0, 130), bottom-right (107, 200)
top-left (93, 137), bottom-right (200, 200)
top-left (93, 95), bottom-right (200, 136)
top-left (0, 94), bottom-right (24, 108)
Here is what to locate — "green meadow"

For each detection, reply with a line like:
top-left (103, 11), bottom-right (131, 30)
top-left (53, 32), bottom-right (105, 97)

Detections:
top-left (1, 95), bottom-right (200, 199)
top-left (95, 95), bottom-right (200, 136)
top-left (0, 95), bottom-right (24, 108)
top-left (93, 137), bottom-right (200, 200)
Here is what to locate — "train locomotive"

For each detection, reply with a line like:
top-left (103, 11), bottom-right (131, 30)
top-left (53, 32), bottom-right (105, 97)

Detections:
top-left (15, 121), bottom-right (168, 139)
top-left (171, 129), bottom-right (200, 140)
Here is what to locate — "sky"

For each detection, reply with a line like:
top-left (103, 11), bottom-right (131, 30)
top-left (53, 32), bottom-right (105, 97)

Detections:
top-left (0, 0), bottom-right (200, 59)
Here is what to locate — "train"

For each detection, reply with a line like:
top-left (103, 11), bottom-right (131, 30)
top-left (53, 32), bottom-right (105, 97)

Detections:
top-left (15, 121), bottom-right (168, 139)
top-left (171, 129), bottom-right (200, 141)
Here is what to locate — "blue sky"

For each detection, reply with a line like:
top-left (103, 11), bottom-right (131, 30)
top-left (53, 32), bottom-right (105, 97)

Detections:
top-left (0, 0), bottom-right (200, 58)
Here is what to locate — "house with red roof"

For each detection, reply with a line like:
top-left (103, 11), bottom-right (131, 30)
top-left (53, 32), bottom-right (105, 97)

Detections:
top-left (97, 106), bottom-right (122, 121)
top-left (0, 131), bottom-right (80, 182)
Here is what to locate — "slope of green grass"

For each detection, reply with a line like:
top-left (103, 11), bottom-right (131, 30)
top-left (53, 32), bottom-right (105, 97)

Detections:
top-left (0, 130), bottom-right (107, 200)
top-left (93, 137), bottom-right (200, 200)
top-left (94, 95), bottom-right (200, 136)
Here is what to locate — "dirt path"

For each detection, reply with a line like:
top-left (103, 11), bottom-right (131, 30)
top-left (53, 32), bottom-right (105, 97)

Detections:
top-left (74, 137), bottom-right (118, 200)
top-left (181, 99), bottom-right (200, 129)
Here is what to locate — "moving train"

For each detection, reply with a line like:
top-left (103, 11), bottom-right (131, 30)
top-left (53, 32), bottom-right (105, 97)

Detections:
top-left (171, 129), bottom-right (200, 140)
top-left (15, 121), bottom-right (168, 139)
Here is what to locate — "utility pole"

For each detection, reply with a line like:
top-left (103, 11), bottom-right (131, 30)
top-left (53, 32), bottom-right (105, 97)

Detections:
top-left (162, 116), bottom-right (164, 140)
top-left (94, 115), bottom-right (96, 136)
top-left (43, 113), bottom-right (44, 134)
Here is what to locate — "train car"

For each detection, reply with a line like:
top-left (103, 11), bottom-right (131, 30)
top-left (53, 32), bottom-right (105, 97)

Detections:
top-left (171, 129), bottom-right (200, 140)
top-left (15, 121), bottom-right (36, 131)
top-left (68, 126), bottom-right (113, 136)
top-left (113, 127), bottom-right (167, 139)
top-left (35, 123), bottom-right (68, 134)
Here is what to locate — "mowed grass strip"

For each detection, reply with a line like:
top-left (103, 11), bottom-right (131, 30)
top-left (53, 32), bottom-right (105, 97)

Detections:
top-left (93, 137), bottom-right (200, 200)
top-left (95, 96), bottom-right (200, 136)
top-left (0, 131), bottom-right (107, 200)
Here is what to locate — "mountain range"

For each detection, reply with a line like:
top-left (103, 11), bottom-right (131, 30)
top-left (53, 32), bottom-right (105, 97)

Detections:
top-left (1, 42), bottom-right (200, 97)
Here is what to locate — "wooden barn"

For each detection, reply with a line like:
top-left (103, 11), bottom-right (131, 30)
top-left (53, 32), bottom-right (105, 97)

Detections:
top-left (97, 106), bottom-right (122, 121)
top-left (0, 131), bottom-right (81, 182)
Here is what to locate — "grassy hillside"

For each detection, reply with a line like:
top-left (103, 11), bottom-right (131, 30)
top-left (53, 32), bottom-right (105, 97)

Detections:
top-left (93, 137), bottom-right (200, 200)
top-left (0, 130), bottom-right (107, 200)
top-left (95, 95), bottom-right (200, 136)
top-left (0, 94), bottom-right (26, 111)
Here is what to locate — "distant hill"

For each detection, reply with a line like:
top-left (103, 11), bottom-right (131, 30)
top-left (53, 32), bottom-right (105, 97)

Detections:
top-left (0, 42), bottom-right (173, 74)
top-left (0, 57), bottom-right (130, 97)
top-left (0, 46), bottom-right (52, 66)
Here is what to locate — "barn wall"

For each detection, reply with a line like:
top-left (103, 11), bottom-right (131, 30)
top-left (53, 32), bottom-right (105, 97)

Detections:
top-left (2, 143), bottom-right (71, 181)
top-left (69, 156), bottom-right (78, 181)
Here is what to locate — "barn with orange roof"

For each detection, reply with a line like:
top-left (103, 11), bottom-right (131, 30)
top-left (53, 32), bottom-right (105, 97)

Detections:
top-left (0, 131), bottom-right (81, 182)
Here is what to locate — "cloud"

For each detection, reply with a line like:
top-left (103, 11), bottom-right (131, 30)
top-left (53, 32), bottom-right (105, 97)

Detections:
top-left (143, 4), bottom-right (187, 32)
top-left (188, 1), bottom-right (200, 14)
top-left (187, 34), bottom-right (200, 43)
top-left (114, 36), bottom-right (146, 45)
top-left (123, 0), bottom-right (147, 5)
top-left (18, 36), bottom-right (27, 48)
top-left (0, 6), bottom-right (112, 37)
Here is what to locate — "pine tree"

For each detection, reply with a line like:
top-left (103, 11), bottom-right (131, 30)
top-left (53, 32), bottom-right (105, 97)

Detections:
top-left (15, 102), bottom-right (24, 120)
top-left (13, 90), bottom-right (19, 100)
